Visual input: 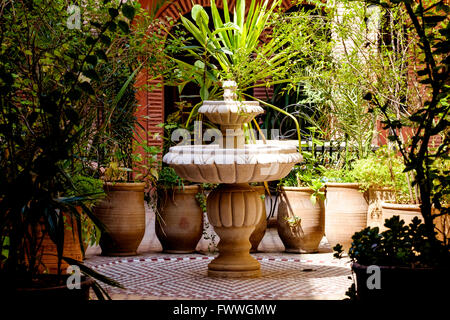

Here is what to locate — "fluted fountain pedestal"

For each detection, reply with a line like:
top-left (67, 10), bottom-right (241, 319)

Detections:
top-left (206, 184), bottom-right (263, 277)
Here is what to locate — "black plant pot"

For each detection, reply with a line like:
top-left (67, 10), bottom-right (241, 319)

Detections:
top-left (352, 262), bottom-right (449, 301)
top-left (2, 274), bottom-right (94, 301)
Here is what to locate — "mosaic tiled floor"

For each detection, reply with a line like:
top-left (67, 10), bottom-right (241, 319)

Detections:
top-left (85, 208), bottom-right (352, 300)
top-left (86, 253), bottom-right (352, 300)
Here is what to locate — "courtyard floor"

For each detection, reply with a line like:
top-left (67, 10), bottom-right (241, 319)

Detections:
top-left (85, 207), bottom-right (352, 300)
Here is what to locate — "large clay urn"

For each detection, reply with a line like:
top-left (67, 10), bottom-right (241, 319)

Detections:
top-left (277, 187), bottom-right (325, 253)
top-left (249, 186), bottom-right (267, 252)
top-left (381, 202), bottom-right (449, 241)
top-left (155, 185), bottom-right (203, 253)
top-left (381, 202), bottom-right (421, 233)
top-left (94, 182), bottom-right (145, 256)
top-left (325, 183), bottom-right (368, 251)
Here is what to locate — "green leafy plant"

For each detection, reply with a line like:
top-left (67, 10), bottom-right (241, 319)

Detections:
top-left (316, 0), bottom-right (449, 242)
top-left (334, 215), bottom-right (450, 268)
top-left (284, 215), bottom-right (302, 230)
top-left (165, 0), bottom-right (331, 149)
top-left (279, 148), bottom-right (326, 205)
top-left (70, 175), bottom-right (105, 248)
top-left (345, 146), bottom-right (417, 204)
top-left (0, 0), bottom-right (139, 298)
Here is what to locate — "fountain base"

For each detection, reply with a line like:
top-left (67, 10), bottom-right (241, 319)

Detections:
top-left (206, 184), bottom-right (263, 278)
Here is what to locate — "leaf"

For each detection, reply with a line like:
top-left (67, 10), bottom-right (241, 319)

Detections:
top-left (417, 69), bottom-right (428, 76)
top-left (191, 5), bottom-right (205, 22)
top-left (387, 135), bottom-right (397, 142)
top-left (310, 194), bottom-right (317, 205)
top-left (95, 49), bottom-right (108, 61)
top-left (107, 21), bottom-right (117, 32)
top-left (85, 37), bottom-right (96, 46)
top-left (86, 55), bottom-right (97, 66)
top-left (194, 60), bottom-right (205, 69)
top-left (216, 47), bottom-right (233, 55)
top-left (79, 81), bottom-right (95, 95)
top-left (62, 256), bottom-right (124, 289)
top-left (108, 8), bottom-right (119, 19)
top-left (181, 45), bottom-right (202, 50)
top-left (118, 20), bottom-right (130, 34)
top-left (100, 34), bottom-right (111, 46)
top-left (83, 69), bottom-right (100, 82)
top-left (363, 92), bottom-right (373, 101)
top-left (150, 168), bottom-right (159, 180)
top-left (200, 86), bottom-right (209, 100)
top-left (423, 15), bottom-right (447, 25)
top-left (122, 4), bottom-right (136, 21)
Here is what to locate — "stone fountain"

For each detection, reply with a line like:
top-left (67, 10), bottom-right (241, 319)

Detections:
top-left (163, 81), bottom-right (301, 277)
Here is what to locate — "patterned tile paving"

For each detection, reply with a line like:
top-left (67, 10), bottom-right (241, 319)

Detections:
top-left (86, 253), bottom-right (352, 300)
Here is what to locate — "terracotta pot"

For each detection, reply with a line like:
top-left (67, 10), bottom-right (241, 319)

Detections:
top-left (277, 187), bottom-right (325, 253)
top-left (249, 186), bottom-right (267, 252)
top-left (155, 185), bottom-right (203, 253)
top-left (381, 202), bottom-right (421, 232)
top-left (352, 262), bottom-right (448, 301)
top-left (9, 275), bottom-right (94, 301)
top-left (94, 182), bottom-right (145, 256)
top-left (381, 202), bottom-right (449, 241)
top-left (38, 209), bottom-right (83, 274)
top-left (325, 183), bottom-right (368, 251)
top-left (367, 187), bottom-right (395, 229)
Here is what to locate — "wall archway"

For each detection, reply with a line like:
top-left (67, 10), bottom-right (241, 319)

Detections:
top-left (155, 0), bottom-right (297, 21)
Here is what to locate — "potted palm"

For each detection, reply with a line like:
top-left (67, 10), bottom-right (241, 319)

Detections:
top-left (92, 99), bottom-right (159, 256)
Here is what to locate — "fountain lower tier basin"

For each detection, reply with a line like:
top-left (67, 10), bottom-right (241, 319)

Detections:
top-left (162, 142), bottom-right (302, 184)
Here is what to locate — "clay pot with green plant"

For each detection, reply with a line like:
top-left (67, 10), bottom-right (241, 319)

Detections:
top-left (277, 153), bottom-right (326, 253)
top-left (93, 138), bottom-right (160, 256)
top-left (92, 118), bottom-right (154, 257)
top-left (334, 215), bottom-right (450, 301)
top-left (347, 147), bottom-right (448, 239)
top-left (89, 41), bottom-right (163, 257)
top-left (153, 167), bottom-right (203, 253)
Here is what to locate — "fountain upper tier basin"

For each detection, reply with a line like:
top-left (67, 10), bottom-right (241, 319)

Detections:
top-left (199, 101), bottom-right (264, 126)
top-left (163, 142), bottom-right (301, 184)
